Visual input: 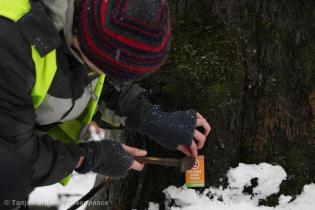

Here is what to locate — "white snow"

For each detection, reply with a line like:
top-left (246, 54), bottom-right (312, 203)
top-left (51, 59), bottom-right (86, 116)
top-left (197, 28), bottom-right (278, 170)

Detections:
top-left (88, 124), bottom-right (105, 141)
top-left (29, 162), bottom-right (315, 210)
top-left (153, 163), bottom-right (315, 210)
top-left (226, 163), bottom-right (286, 203)
top-left (29, 173), bottom-right (96, 210)
top-left (147, 202), bottom-right (160, 210)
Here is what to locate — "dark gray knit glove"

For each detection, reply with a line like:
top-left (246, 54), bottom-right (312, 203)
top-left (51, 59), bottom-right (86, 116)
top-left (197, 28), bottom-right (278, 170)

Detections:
top-left (140, 106), bottom-right (197, 150)
top-left (75, 140), bottom-right (133, 178)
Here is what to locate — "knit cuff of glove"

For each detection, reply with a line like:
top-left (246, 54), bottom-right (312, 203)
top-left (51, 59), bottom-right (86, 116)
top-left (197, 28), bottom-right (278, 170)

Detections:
top-left (75, 140), bottom-right (133, 178)
top-left (140, 106), bottom-right (197, 151)
top-left (74, 142), bottom-right (95, 174)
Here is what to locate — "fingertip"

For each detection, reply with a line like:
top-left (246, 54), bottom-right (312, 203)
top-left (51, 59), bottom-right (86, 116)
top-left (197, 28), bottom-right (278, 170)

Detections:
top-left (194, 130), bottom-right (206, 143)
top-left (135, 148), bottom-right (147, 157)
top-left (206, 125), bottom-right (211, 136)
top-left (197, 137), bottom-right (206, 149)
top-left (192, 151), bottom-right (198, 158)
top-left (140, 150), bottom-right (147, 156)
top-left (177, 145), bottom-right (192, 156)
top-left (132, 161), bottom-right (145, 171)
top-left (183, 150), bottom-right (192, 157)
top-left (190, 143), bottom-right (198, 157)
top-left (193, 149), bottom-right (199, 157)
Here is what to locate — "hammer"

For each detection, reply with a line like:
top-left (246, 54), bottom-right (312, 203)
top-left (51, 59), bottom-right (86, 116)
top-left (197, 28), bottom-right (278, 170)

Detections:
top-left (134, 156), bottom-right (196, 172)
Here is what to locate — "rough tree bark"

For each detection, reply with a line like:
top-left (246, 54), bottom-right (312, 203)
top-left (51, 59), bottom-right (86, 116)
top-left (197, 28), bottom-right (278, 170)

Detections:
top-left (88, 0), bottom-right (315, 209)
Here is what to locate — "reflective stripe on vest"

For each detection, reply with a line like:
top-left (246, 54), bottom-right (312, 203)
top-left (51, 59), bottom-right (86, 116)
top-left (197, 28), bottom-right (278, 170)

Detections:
top-left (0, 0), bottom-right (105, 129)
top-left (48, 75), bottom-right (105, 145)
top-left (0, 0), bottom-right (106, 186)
top-left (31, 47), bottom-right (58, 108)
top-left (0, 0), bottom-right (31, 23)
top-left (0, 0), bottom-right (57, 107)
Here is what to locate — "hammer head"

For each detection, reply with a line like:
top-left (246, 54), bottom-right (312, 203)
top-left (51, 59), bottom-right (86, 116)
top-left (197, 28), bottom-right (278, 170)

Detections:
top-left (180, 156), bottom-right (196, 172)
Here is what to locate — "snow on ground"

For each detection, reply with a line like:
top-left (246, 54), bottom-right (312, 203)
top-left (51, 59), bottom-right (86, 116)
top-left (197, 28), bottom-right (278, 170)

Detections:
top-left (151, 163), bottom-right (315, 210)
top-left (29, 162), bottom-right (315, 210)
top-left (29, 173), bottom-right (96, 210)
top-left (147, 202), bottom-right (160, 210)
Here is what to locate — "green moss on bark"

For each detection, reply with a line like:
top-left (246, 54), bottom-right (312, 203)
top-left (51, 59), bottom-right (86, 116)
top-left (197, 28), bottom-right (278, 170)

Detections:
top-left (144, 19), bottom-right (245, 115)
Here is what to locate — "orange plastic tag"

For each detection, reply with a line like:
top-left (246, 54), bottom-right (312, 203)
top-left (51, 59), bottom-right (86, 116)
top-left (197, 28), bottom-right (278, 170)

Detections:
top-left (185, 155), bottom-right (205, 187)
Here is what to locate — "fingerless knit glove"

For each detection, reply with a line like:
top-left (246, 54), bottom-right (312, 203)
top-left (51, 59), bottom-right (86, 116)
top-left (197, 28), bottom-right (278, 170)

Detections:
top-left (75, 140), bottom-right (133, 178)
top-left (140, 106), bottom-right (197, 150)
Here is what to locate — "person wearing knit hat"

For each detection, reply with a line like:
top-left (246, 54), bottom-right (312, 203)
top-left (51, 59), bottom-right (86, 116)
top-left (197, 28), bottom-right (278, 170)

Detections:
top-left (0, 0), bottom-right (210, 204)
top-left (70, 0), bottom-right (210, 175)
top-left (73, 0), bottom-right (172, 82)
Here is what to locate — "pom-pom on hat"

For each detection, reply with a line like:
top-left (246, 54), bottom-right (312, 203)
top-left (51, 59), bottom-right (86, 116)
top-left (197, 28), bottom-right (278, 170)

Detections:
top-left (75, 0), bottom-right (172, 82)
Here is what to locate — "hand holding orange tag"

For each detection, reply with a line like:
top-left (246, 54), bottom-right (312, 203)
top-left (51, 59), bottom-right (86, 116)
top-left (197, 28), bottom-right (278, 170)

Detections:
top-left (185, 155), bottom-right (205, 187)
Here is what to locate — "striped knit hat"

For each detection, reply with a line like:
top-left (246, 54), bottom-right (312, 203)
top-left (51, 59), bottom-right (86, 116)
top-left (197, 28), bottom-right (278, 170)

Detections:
top-left (75, 0), bottom-right (172, 82)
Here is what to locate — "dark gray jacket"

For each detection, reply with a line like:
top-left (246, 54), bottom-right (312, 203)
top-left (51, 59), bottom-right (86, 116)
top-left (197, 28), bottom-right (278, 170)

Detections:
top-left (0, 1), bottom-right (151, 188)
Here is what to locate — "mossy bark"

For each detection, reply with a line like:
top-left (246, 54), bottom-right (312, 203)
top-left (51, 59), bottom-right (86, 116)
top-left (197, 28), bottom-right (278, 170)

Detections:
top-left (88, 0), bottom-right (315, 209)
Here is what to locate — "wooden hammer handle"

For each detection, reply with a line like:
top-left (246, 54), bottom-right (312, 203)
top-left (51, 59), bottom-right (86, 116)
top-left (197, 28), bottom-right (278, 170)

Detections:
top-left (134, 156), bottom-right (181, 167)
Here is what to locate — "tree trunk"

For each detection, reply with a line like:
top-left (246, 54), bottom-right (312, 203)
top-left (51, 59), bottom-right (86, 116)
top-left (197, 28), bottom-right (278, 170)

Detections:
top-left (88, 0), bottom-right (315, 209)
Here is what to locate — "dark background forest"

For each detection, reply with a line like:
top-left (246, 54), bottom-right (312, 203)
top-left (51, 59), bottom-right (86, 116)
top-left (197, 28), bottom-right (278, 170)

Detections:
top-left (26, 1), bottom-right (314, 210)
top-left (87, 0), bottom-right (315, 209)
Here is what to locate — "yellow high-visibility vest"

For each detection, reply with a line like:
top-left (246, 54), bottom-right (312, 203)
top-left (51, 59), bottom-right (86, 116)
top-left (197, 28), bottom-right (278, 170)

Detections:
top-left (0, 0), bottom-right (105, 185)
